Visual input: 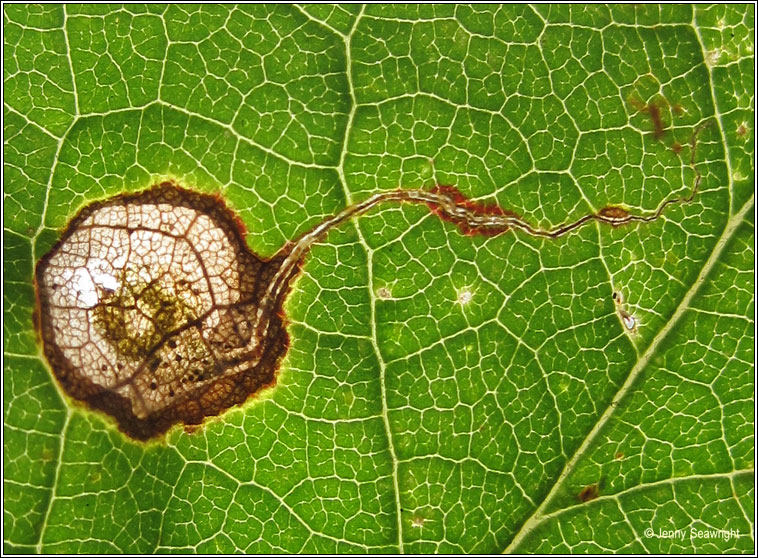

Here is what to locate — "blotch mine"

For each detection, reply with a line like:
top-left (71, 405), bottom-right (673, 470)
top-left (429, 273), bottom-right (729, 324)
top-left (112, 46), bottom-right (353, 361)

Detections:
top-left (35, 182), bottom-right (294, 441)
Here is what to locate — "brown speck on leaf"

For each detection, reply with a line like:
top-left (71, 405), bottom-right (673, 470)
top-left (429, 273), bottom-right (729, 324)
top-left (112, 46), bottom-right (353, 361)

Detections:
top-left (183, 424), bottom-right (200, 435)
top-left (628, 94), bottom-right (668, 140)
top-left (411, 515), bottom-right (426, 528)
top-left (615, 452), bottom-right (624, 460)
top-left (647, 102), bottom-right (666, 140)
top-left (598, 206), bottom-right (629, 223)
top-left (376, 287), bottom-right (391, 299)
top-left (671, 141), bottom-right (683, 155)
top-left (578, 484), bottom-right (600, 503)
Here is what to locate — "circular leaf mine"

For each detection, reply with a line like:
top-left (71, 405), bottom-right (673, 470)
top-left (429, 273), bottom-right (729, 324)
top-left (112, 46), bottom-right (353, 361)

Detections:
top-left (36, 175), bottom-right (696, 442)
top-left (35, 182), bottom-right (291, 440)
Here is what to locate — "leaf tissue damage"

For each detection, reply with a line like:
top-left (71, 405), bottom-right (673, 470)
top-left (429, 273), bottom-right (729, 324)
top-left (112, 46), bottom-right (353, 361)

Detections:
top-left (35, 179), bottom-right (700, 441)
top-left (35, 183), bottom-right (293, 440)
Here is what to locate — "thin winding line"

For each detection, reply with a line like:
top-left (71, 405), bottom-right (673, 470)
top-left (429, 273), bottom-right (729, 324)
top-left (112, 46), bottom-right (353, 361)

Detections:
top-left (245, 122), bottom-right (707, 370)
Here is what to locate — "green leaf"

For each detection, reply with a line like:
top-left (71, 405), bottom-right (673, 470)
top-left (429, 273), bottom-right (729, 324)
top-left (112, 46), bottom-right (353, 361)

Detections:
top-left (3, 4), bottom-right (754, 553)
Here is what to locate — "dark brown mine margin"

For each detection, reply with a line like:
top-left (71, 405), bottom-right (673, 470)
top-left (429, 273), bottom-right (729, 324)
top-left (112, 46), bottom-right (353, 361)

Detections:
top-left (35, 182), bottom-right (294, 441)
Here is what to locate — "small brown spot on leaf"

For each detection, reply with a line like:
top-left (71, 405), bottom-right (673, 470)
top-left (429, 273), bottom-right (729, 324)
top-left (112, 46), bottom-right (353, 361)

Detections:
top-left (598, 206), bottom-right (629, 224)
top-left (427, 184), bottom-right (514, 236)
top-left (376, 287), bottom-right (391, 299)
top-left (183, 423), bottom-right (201, 435)
top-left (578, 484), bottom-right (600, 503)
top-left (628, 94), bottom-right (668, 140)
top-left (647, 102), bottom-right (666, 140)
top-left (411, 515), bottom-right (426, 528)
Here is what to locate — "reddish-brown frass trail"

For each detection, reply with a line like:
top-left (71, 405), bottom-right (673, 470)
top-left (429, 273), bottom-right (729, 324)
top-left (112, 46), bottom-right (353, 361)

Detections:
top-left (35, 167), bottom-right (701, 440)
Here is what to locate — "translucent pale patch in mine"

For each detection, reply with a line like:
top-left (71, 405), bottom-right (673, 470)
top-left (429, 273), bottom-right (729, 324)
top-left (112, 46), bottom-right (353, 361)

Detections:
top-left (39, 202), bottom-right (241, 418)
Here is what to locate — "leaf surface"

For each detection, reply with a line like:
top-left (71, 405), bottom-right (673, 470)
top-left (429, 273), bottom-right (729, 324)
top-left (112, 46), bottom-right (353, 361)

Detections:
top-left (3, 4), bottom-right (754, 553)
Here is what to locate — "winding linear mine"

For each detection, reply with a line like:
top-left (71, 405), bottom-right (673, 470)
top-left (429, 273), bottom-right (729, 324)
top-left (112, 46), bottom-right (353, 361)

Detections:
top-left (35, 171), bottom-right (700, 440)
